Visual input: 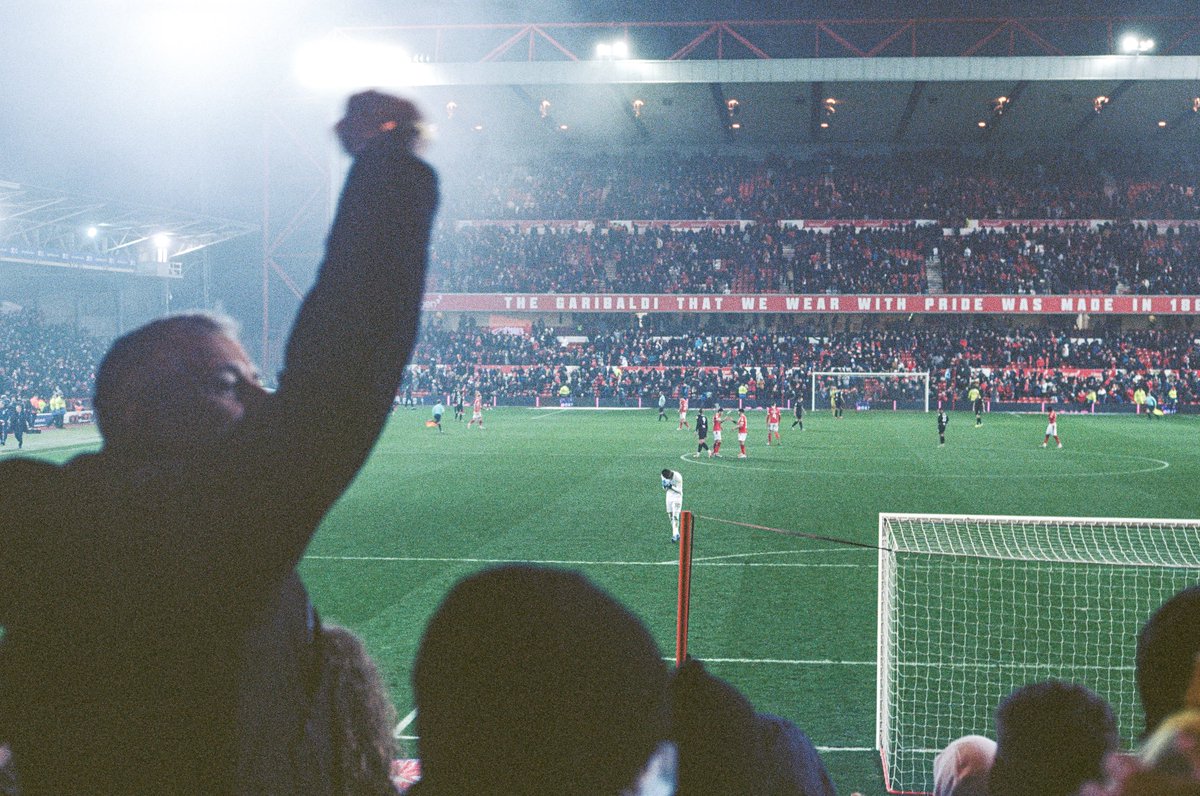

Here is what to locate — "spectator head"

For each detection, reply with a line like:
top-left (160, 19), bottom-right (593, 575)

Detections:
top-left (933, 735), bottom-right (996, 796)
top-left (413, 565), bottom-right (673, 795)
top-left (1137, 586), bottom-right (1200, 735)
top-left (319, 624), bottom-right (398, 796)
top-left (93, 313), bottom-right (267, 456)
top-left (334, 90), bottom-right (423, 156)
top-left (989, 679), bottom-right (1118, 796)
top-left (671, 658), bottom-right (833, 796)
top-left (1136, 654), bottom-right (1200, 785)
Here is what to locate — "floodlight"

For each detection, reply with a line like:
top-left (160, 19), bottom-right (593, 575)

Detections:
top-left (86, 226), bottom-right (98, 238)
top-left (152, 233), bottom-right (171, 249)
top-left (1120, 34), bottom-right (1155, 53)
top-left (595, 39), bottom-right (631, 60)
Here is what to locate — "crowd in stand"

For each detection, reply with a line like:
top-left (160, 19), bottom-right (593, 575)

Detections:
top-left (406, 320), bottom-right (1200, 409)
top-left (938, 222), bottom-right (1200, 295)
top-left (427, 221), bottom-right (1200, 296)
top-left (440, 149), bottom-right (1200, 222)
top-left (0, 309), bottom-right (103, 401)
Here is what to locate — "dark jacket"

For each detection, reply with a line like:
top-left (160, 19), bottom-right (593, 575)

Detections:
top-left (0, 132), bottom-right (438, 795)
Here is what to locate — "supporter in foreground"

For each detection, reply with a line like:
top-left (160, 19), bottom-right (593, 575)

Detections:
top-left (1136, 585), bottom-right (1200, 737)
top-left (0, 91), bottom-right (438, 794)
top-left (670, 657), bottom-right (835, 796)
top-left (988, 679), bottom-right (1118, 796)
top-left (411, 565), bottom-right (675, 795)
top-left (932, 735), bottom-right (995, 796)
top-left (319, 624), bottom-right (400, 796)
top-left (1080, 656), bottom-right (1200, 796)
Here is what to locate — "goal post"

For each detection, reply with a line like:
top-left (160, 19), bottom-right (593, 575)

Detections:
top-left (876, 512), bottom-right (1200, 794)
top-left (811, 371), bottom-right (930, 413)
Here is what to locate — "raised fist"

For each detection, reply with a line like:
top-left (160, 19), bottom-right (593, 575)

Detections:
top-left (334, 90), bottom-right (423, 156)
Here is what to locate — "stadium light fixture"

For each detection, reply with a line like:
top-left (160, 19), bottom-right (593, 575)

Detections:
top-left (819, 121), bottom-right (830, 129)
top-left (559, 124), bottom-right (569, 131)
top-left (86, 226), bottom-right (98, 239)
top-left (730, 122), bottom-right (741, 130)
top-left (595, 39), bottom-right (631, 60)
top-left (1120, 34), bottom-right (1155, 53)
top-left (1158, 120), bottom-right (1168, 127)
top-left (977, 120), bottom-right (987, 128)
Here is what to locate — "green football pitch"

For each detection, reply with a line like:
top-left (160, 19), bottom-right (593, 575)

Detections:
top-left (16, 409), bottom-right (1200, 793)
top-left (304, 407), bottom-right (1200, 794)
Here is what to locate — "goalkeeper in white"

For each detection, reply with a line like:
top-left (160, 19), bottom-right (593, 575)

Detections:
top-left (661, 468), bottom-right (683, 543)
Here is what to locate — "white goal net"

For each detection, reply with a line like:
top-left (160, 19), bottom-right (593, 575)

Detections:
top-left (810, 371), bottom-right (929, 413)
top-left (876, 513), bottom-right (1200, 794)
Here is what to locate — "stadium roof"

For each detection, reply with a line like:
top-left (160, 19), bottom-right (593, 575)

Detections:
top-left (309, 17), bottom-right (1200, 152)
top-left (0, 181), bottom-right (256, 276)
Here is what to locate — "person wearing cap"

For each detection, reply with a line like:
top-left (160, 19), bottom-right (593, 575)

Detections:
top-left (411, 565), bottom-right (676, 796)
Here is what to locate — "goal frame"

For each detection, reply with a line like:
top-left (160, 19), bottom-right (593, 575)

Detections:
top-left (810, 371), bottom-right (930, 413)
top-left (876, 511), bottom-right (1200, 795)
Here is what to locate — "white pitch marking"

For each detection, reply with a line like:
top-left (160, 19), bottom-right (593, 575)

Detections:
top-left (691, 656), bottom-right (873, 666)
top-left (816, 746), bottom-right (874, 753)
top-left (305, 554), bottom-right (869, 569)
top-left (529, 409), bottom-right (568, 420)
top-left (689, 549), bottom-right (857, 563)
top-left (679, 450), bottom-right (1171, 479)
top-left (393, 709), bottom-right (418, 739)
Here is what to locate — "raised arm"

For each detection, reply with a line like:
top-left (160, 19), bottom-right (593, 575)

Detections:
top-left (209, 93), bottom-right (439, 591)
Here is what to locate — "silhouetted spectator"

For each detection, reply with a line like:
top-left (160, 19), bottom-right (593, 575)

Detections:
top-left (411, 565), bottom-right (674, 795)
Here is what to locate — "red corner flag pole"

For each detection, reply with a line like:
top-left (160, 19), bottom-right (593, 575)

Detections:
top-left (675, 510), bottom-right (695, 668)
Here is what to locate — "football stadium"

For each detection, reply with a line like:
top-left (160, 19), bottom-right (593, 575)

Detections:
top-left (4, 2), bottom-right (1200, 794)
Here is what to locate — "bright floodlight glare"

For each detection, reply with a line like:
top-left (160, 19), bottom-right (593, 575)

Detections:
top-left (152, 233), bottom-right (171, 249)
top-left (86, 226), bottom-right (98, 238)
top-left (596, 39), bottom-right (630, 59)
top-left (1120, 34), bottom-right (1155, 53)
top-left (294, 38), bottom-right (413, 91)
